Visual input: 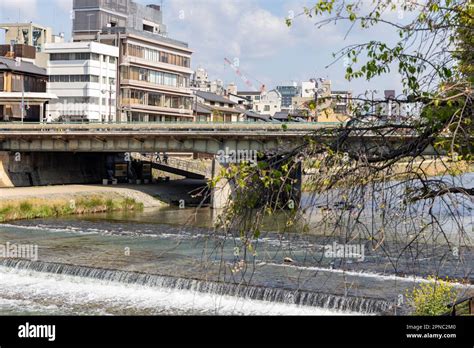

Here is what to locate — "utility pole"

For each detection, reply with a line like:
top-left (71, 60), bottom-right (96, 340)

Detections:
top-left (102, 83), bottom-right (115, 123)
top-left (109, 83), bottom-right (112, 123)
top-left (21, 75), bottom-right (24, 123)
top-left (16, 57), bottom-right (25, 123)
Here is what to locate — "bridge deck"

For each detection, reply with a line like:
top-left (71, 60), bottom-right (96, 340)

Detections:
top-left (0, 122), bottom-right (429, 155)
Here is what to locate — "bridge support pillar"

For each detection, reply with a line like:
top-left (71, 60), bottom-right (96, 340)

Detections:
top-left (0, 152), bottom-right (14, 188)
top-left (210, 159), bottom-right (233, 209)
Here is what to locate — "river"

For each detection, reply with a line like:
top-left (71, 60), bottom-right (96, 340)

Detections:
top-left (0, 175), bottom-right (472, 316)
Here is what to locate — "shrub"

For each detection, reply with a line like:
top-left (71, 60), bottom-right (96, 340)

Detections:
top-left (407, 276), bottom-right (458, 316)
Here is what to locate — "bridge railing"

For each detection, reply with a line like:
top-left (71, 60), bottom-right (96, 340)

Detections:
top-left (133, 153), bottom-right (212, 177)
top-left (0, 121), bottom-right (343, 126)
top-left (0, 121), bottom-right (341, 134)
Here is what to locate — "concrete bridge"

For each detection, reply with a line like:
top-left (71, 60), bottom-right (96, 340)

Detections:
top-left (0, 122), bottom-right (341, 154)
top-left (0, 122), bottom-right (436, 209)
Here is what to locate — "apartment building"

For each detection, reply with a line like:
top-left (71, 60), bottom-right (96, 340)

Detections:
top-left (253, 89), bottom-right (282, 116)
top-left (276, 85), bottom-right (301, 110)
top-left (72, 0), bottom-right (193, 123)
top-left (45, 41), bottom-right (119, 122)
top-left (237, 91), bottom-right (262, 106)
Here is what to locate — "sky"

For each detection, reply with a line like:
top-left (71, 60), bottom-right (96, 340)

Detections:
top-left (0, 0), bottom-right (411, 96)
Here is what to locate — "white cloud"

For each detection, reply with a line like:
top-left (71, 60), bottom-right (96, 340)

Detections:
top-left (164, 0), bottom-right (326, 86)
top-left (167, 0), bottom-right (405, 93)
top-left (166, 0), bottom-right (296, 60)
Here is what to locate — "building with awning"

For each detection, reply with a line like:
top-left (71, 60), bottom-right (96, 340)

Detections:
top-left (0, 56), bottom-right (57, 122)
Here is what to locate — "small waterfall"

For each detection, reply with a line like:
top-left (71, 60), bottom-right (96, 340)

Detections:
top-left (0, 259), bottom-right (392, 314)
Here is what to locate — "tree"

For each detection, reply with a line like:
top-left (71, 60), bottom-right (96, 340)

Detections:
top-left (207, 0), bottom-right (473, 314)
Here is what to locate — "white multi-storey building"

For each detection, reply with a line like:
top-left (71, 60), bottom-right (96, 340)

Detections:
top-left (253, 89), bottom-right (282, 116)
top-left (45, 41), bottom-right (119, 122)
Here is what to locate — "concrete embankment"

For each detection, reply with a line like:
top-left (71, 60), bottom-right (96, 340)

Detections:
top-left (0, 184), bottom-right (167, 222)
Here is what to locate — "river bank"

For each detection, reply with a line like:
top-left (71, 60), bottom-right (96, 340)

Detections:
top-left (0, 179), bottom-right (211, 223)
top-left (0, 184), bottom-right (167, 223)
top-left (302, 159), bottom-right (473, 191)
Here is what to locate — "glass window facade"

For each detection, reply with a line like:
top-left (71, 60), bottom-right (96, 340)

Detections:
top-left (121, 88), bottom-right (192, 110)
top-left (127, 43), bottom-right (190, 68)
top-left (49, 75), bottom-right (100, 83)
top-left (50, 52), bottom-right (101, 61)
top-left (10, 73), bottom-right (47, 92)
top-left (120, 66), bottom-right (188, 88)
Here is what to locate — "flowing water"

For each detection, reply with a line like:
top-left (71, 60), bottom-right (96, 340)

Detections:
top-left (0, 175), bottom-right (473, 316)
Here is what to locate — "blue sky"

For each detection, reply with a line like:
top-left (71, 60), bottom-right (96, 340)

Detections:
top-left (0, 0), bottom-right (408, 96)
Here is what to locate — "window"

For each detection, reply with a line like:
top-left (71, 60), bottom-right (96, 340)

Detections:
top-left (102, 77), bottom-right (107, 84)
top-left (109, 57), bottom-right (116, 64)
top-left (50, 53), bottom-right (91, 61)
top-left (123, 67), bottom-right (183, 88)
top-left (102, 55), bottom-right (108, 63)
top-left (0, 73), bottom-right (3, 91)
top-left (75, 52), bottom-right (90, 60)
top-left (50, 53), bottom-right (69, 61)
top-left (49, 75), bottom-right (99, 83)
top-left (148, 93), bottom-right (162, 107)
top-left (109, 77), bottom-right (116, 85)
top-left (264, 105), bottom-right (270, 112)
top-left (126, 44), bottom-right (190, 68)
top-left (139, 69), bottom-right (148, 81)
top-left (143, 24), bottom-right (154, 33)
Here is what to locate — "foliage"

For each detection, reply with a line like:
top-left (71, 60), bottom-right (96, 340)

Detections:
top-left (205, 1), bottom-right (473, 308)
top-left (406, 276), bottom-right (458, 315)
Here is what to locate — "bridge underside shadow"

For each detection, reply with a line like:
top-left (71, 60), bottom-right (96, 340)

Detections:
top-left (0, 151), bottom-right (108, 187)
top-left (0, 150), bottom-right (303, 212)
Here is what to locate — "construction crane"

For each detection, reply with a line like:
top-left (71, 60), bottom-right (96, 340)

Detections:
top-left (224, 58), bottom-right (266, 93)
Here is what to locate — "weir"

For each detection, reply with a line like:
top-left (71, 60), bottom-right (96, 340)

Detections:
top-left (0, 259), bottom-right (393, 314)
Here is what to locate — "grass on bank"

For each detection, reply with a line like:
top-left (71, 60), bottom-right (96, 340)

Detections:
top-left (0, 196), bottom-right (144, 223)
